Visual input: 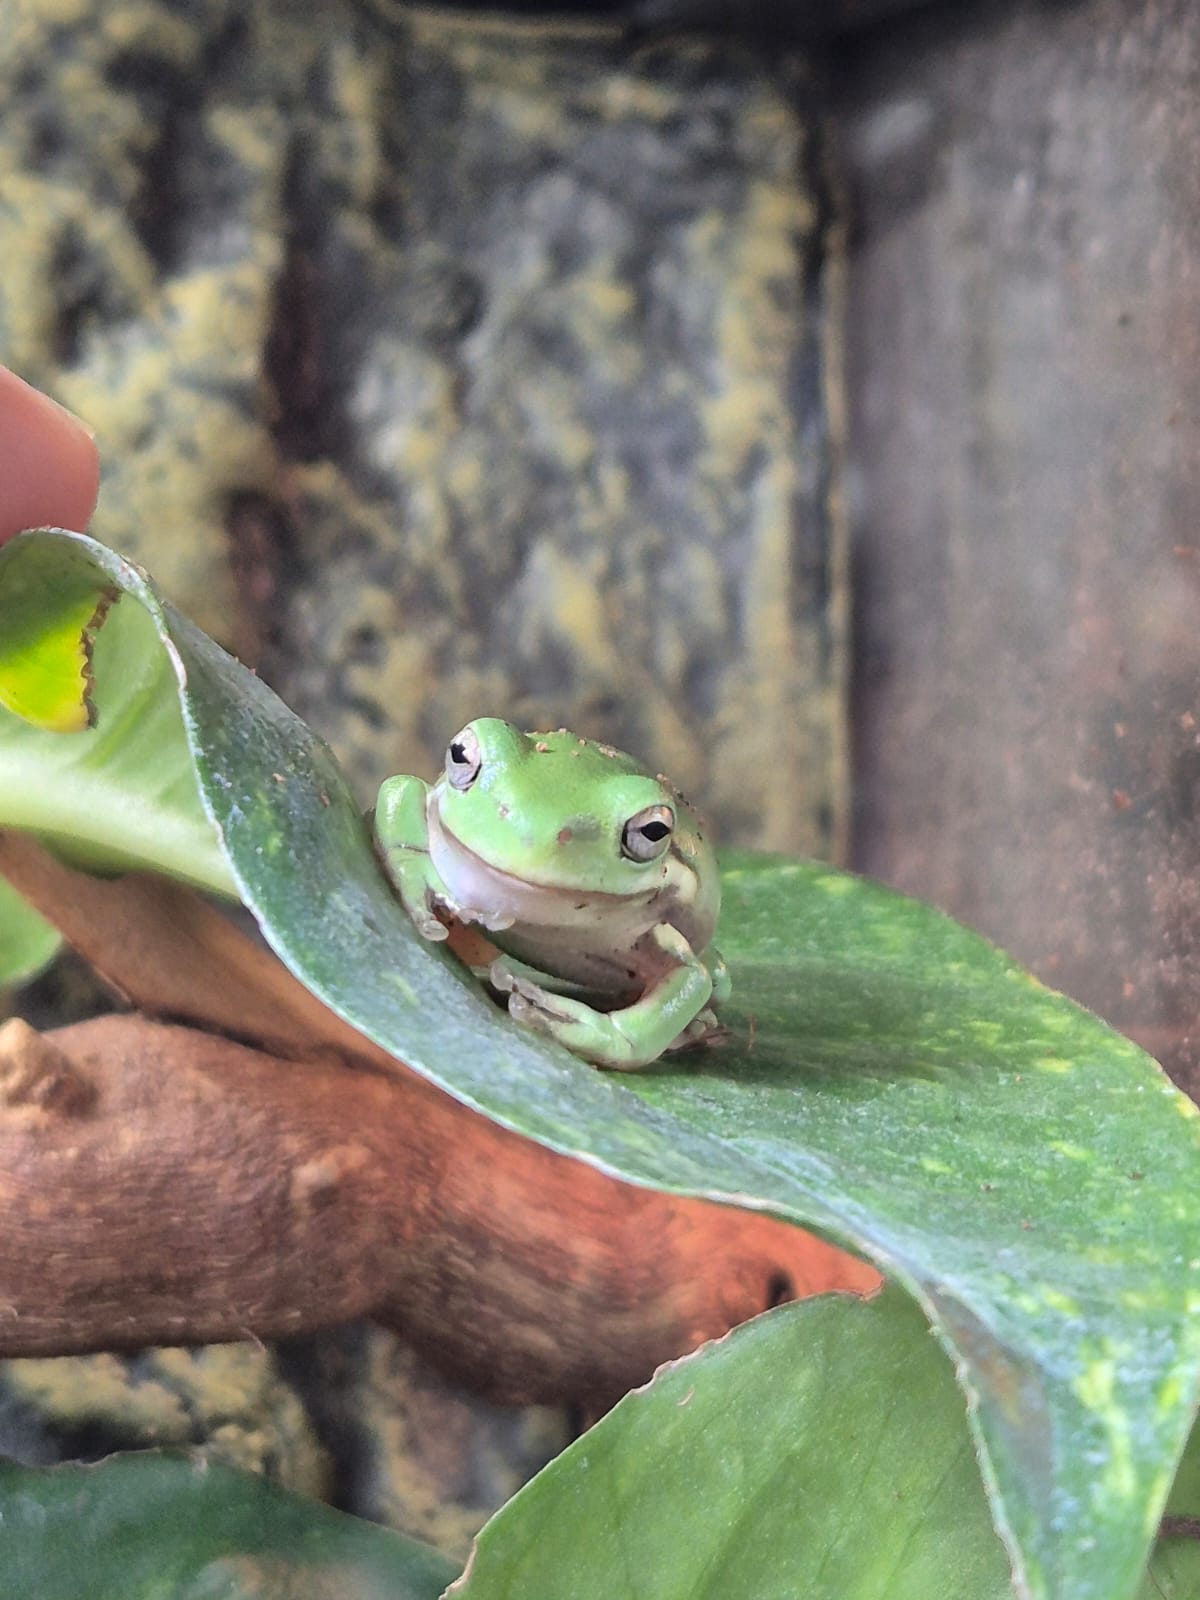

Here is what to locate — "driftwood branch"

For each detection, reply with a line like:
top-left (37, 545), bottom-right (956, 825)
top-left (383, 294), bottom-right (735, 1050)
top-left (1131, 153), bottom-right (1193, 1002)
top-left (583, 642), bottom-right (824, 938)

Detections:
top-left (0, 833), bottom-right (879, 1404)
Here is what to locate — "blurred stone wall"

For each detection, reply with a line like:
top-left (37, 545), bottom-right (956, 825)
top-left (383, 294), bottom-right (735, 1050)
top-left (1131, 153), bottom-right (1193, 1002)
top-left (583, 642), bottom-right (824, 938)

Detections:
top-left (841, 0), bottom-right (1200, 1091)
top-left (1, 0), bottom-right (843, 856)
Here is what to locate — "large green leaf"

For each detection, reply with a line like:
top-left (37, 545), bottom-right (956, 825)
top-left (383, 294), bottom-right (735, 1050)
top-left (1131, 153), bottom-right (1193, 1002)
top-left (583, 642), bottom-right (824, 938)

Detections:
top-left (457, 1288), bottom-right (1014, 1600)
top-left (0, 1451), bottom-right (459, 1599)
top-left (457, 1289), bottom-right (1200, 1600)
top-left (0, 877), bottom-right (60, 987)
top-left (2, 528), bottom-right (1199, 1600)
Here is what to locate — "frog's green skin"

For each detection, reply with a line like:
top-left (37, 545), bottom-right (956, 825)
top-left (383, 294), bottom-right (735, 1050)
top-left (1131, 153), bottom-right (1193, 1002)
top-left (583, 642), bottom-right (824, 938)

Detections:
top-left (373, 718), bottom-right (729, 1070)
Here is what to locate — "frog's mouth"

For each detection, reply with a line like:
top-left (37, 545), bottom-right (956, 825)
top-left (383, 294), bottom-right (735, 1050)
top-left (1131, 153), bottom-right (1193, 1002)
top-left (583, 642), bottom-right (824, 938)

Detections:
top-left (427, 808), bottom-right (664, 936)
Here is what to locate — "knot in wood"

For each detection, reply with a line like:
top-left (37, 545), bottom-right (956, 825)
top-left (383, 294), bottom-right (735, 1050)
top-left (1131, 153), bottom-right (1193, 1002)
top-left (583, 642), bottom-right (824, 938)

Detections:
top-left (0, 1019), bottom-right (94, 1116)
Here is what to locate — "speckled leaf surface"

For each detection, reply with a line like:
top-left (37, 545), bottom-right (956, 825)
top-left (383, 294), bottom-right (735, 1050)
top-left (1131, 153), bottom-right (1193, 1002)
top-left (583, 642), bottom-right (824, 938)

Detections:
top-left (0, 1452), bottom-right (459, 1600)
top-left (0, 878), bottom-right (60, 987)
top-left (2, 529), bottom-right (1199, 1600)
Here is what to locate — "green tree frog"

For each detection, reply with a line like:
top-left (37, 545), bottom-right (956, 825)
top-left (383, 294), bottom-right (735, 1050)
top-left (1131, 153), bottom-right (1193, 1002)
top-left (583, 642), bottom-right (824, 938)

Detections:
top-left (373, 718), bottom-right (730, 1070)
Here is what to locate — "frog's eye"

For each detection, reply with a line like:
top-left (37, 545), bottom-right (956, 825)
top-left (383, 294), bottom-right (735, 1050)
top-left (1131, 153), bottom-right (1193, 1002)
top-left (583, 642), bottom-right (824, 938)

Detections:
top-left (621, 803), bottom-right (675, 862)
top-left (446, 725), bottom-right (482, 791)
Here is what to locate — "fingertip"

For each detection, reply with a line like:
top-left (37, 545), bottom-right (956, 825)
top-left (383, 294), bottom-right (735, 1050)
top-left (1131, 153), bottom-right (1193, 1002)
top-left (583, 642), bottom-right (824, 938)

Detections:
top-left (0, 367), bottom-right (101, 545)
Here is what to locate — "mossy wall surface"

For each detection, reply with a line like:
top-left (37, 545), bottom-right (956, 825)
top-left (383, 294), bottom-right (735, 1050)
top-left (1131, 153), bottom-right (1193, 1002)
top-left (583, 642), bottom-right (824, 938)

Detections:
top-left (1, 0), bottom-right (841, 855)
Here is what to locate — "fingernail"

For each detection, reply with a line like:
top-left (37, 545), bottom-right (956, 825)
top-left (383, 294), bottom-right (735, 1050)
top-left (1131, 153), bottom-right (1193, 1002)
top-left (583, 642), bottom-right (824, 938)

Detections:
top-left (45, 393), bottom-right (96, 441)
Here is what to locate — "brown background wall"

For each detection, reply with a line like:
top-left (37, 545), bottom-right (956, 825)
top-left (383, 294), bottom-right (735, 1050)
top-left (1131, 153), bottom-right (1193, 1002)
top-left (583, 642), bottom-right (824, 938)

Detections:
top-left (840, 0), bottom-right (1200, 1093)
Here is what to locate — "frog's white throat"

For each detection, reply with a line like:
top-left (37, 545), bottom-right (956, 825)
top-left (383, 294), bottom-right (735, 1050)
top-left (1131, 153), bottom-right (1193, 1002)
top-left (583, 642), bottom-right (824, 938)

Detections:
top-left (426, 802), bottom-right (663, 941)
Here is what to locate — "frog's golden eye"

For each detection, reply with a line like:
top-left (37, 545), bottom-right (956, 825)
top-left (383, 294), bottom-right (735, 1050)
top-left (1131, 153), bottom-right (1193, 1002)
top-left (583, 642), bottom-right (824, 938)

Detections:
top-left (621, 803), bottom-right (675, 862)
top-left (446, 725), bottom-right (482, 791)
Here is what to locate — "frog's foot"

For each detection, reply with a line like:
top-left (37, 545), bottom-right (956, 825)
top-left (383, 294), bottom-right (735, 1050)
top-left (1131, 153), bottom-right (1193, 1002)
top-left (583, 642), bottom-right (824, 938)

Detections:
top-left (504, 980), bottom-right (652, 1068)
top-left (489, 935), bottom-right (714, 1071)
top-left (489, 960), bottom-right (578, 1025)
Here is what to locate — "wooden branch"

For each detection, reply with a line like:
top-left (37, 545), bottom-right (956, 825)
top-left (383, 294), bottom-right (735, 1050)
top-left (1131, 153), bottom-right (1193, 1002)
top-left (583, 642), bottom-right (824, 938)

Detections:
top-left (0, 1014), bottom-right (877, 1405)
top-left (0, 830), bottom-right (385, 1064)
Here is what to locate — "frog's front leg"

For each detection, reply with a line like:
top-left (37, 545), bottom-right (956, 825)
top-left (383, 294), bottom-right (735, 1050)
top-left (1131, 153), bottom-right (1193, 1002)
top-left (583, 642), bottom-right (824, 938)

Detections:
top-left (373, 775), bottom-right (449, 942)
top-left (489, 924), bottom-right (717, 1071)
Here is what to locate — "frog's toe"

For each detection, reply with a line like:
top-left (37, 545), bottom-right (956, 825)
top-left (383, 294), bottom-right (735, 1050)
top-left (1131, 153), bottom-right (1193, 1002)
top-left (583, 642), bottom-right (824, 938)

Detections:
top-left (668, 1008), bottom-right (728, 1053)
top-left (708, 951), bottom-right (732, 1007)
top-left (407, 890), bottom-right (450, 942)
top-left (507, 986), bottom-right (575, 1030)
top-left (488, 957), bottom-right (518, 994)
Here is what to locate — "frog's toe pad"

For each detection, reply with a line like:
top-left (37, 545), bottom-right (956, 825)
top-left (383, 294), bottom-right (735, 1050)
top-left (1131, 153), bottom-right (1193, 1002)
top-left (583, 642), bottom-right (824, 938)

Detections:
top-left (669, 1008), bottom-right (728, 1053)
top-left (487, 958), bottom-right (518, 995)
top-left (490, 961), bottom-right (574, 1026)
top-left (404, 888), bottom-right (450, 942)
top-left (507, 987), bottom-right (574, 1029)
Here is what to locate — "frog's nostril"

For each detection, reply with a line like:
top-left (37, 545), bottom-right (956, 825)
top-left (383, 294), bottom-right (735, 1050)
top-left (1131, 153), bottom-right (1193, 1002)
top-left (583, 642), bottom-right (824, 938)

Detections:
top-left (557, 827), bottom-right (574, 845)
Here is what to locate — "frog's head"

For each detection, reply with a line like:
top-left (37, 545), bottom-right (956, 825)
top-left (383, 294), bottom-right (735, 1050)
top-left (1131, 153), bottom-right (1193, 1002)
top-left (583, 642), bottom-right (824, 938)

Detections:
top-left (429, 717), bottom-right (683, 899)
